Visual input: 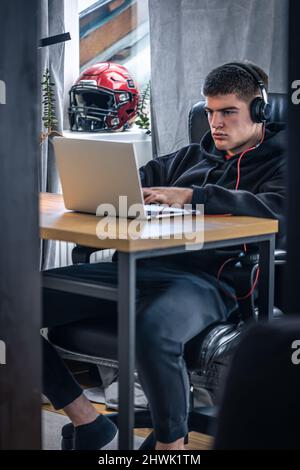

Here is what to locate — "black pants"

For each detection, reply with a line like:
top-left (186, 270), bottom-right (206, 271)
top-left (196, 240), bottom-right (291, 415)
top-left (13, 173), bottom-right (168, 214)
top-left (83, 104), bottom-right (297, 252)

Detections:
top-left (42, 259), bottom-right (237, 443)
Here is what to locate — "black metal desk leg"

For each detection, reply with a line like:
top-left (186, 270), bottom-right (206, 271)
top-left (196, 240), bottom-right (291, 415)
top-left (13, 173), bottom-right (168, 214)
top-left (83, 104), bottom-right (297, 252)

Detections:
top-left (118, 252), bottom-right (136, 450)
top-left (258, 235), bottom-right (276, 321)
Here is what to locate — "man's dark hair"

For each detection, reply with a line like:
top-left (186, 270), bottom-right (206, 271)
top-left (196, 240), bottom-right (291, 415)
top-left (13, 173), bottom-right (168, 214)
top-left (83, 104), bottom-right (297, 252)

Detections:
top-left (202, 61), bottom-right (269, 102)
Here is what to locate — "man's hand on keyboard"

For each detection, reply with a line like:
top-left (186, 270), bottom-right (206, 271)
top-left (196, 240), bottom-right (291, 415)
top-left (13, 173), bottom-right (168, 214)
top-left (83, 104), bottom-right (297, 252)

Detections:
top-left (142, 187), bottom-right (193, 207)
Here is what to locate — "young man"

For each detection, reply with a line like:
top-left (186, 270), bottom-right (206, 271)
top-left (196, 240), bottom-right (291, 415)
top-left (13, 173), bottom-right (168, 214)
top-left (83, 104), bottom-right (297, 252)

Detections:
top-left (42, 62), bottom-right (286, 450)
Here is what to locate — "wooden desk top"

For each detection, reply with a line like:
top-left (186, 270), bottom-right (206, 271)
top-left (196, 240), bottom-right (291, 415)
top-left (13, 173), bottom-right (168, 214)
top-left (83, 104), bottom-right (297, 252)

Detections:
top-left (40, 193), bottom-right (278, 253)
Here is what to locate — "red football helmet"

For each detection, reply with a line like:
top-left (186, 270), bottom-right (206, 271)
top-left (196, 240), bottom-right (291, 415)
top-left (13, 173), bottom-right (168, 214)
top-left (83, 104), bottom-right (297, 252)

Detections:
top-left (68, 62), bottom-right (139, 132)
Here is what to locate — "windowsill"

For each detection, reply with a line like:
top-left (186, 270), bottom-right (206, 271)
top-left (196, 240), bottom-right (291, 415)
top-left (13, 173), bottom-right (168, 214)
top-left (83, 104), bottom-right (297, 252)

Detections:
top-left (63, 125), bottom-right (151, 142)
top-left (62, 125), bottom-right (152, 167)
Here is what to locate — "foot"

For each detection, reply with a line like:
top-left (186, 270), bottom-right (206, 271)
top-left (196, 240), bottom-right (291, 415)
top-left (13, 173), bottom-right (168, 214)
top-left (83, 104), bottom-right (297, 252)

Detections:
top-left (62, 415), bottom-right (118, 450)
top-left (156, 437), bottom-right (185, 451)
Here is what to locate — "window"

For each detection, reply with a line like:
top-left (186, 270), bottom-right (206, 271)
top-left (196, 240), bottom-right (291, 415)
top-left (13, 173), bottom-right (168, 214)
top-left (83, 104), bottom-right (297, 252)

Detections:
top-left (78, 0), bottom-right (150, 90)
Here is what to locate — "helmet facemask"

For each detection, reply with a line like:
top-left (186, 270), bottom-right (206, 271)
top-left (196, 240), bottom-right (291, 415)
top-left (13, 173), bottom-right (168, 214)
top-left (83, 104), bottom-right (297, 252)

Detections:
top-left (69, 84), bottom-right (123, 131)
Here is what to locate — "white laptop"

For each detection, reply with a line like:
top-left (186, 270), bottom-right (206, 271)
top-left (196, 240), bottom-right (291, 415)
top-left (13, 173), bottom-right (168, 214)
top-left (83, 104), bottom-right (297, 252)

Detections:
top-left (53, 137), bottom-right (197, 219)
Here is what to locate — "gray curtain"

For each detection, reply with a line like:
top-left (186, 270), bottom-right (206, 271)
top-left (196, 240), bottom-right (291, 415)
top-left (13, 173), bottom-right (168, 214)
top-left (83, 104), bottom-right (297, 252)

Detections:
top-left (149, 0), bottom-right (288, 156)
top-left (40, 0), bottom-right (66, 269)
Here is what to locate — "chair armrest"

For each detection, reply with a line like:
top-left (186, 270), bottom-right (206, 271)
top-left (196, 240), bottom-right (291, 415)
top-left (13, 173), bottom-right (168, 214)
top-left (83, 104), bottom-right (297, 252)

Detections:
top-left (72, 245), bottom-right (105, 264)
top-left (239, 249), bottom-right (286, 268)
top-left (274, 249), bottom-right (286, 265)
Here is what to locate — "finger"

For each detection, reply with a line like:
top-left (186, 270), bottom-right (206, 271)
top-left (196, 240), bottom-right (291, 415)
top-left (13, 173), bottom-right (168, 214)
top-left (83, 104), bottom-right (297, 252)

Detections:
top-left (144, 195), bottom-right (157, 204)
top-left (143, 192), bottom-right (153, 202)
top-left (144, 194), bottom-right (162, 204)
top-left (142, 188), bottom-right (152, 195)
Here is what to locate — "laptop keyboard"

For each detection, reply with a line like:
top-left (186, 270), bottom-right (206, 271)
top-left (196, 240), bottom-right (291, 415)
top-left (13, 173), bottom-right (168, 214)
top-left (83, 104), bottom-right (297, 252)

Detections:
top-left (144, 204), bottom-right (188, 216)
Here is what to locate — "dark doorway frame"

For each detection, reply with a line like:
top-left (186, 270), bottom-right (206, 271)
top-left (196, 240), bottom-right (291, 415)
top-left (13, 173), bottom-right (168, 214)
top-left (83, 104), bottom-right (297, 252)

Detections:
top-left (0, 0), bottom-right (41, 449)
top-left (285, 0), bottom-right (300, 313)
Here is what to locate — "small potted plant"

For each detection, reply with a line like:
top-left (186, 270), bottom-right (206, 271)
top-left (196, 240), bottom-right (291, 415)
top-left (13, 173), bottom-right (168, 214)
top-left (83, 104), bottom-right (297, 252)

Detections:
top-left (135, 80), bottom-right (151, 135)
top-left (40, 68), bottom-right (62, 143)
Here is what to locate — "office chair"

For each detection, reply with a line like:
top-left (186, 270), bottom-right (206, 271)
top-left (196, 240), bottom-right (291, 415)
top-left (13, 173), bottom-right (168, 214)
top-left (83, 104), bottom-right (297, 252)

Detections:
top-left (214, 318), bottom-right (300, 449)
top-left (47, 93), bottom-right (287, 449)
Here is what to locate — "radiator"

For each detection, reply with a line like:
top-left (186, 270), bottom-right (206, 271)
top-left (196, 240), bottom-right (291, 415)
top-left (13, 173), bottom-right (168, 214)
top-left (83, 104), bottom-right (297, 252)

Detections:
top-left (54, 241), bottom-right (114, 267)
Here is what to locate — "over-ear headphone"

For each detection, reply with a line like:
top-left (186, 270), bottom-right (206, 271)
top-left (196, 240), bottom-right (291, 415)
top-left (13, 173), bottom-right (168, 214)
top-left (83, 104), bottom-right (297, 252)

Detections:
top-left (224, 62), bottom-right (272, 123)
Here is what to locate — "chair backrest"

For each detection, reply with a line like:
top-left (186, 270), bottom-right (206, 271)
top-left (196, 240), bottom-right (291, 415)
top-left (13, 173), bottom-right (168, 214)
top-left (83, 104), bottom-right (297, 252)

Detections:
top-left (188, 93), bottom-right (288, 144)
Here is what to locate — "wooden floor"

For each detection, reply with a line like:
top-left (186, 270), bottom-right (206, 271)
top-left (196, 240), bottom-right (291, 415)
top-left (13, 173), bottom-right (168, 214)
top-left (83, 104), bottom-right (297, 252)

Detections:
top-left (43, 363), bottom-right (213, 450)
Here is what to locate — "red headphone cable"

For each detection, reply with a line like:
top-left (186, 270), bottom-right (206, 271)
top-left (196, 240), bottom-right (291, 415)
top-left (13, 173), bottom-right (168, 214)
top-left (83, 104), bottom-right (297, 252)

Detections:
top-left (217, 124), bottom-right (265, 301)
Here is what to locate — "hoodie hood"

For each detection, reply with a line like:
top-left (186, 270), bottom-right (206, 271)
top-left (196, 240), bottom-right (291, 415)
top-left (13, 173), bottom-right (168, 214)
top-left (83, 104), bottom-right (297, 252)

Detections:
top-left (200, 122), bottom-right (286, 163)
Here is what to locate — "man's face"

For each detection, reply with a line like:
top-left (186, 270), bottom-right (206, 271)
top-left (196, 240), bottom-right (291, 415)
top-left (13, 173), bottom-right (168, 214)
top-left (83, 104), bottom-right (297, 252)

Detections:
top-left (204, 93), bottom-right (261, 155)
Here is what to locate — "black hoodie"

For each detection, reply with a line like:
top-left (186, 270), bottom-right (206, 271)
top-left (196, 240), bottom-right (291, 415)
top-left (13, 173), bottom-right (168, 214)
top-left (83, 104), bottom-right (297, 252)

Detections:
top-left (139, 123), bottom-right (286, 273)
